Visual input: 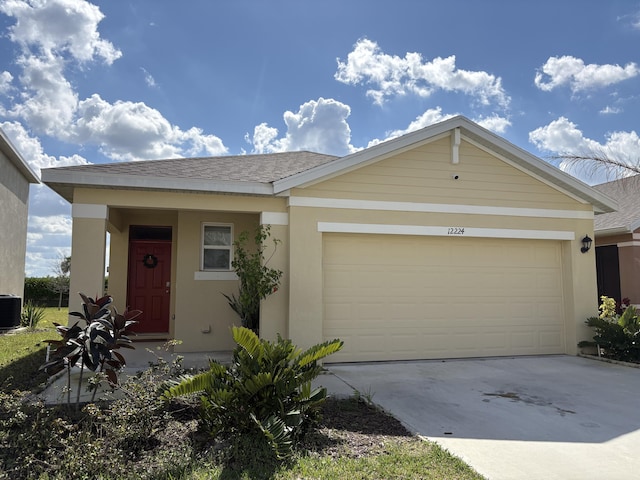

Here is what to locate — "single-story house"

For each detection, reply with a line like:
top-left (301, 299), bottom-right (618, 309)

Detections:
top-left (592, 175), bottom-right (640, 305)
top-left (41, 116), bottom-right (617, 362)
top-left (0, 127), bottom-right (39, 314)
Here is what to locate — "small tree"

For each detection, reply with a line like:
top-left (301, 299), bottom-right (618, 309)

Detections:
top-left (41, 293), bottom-right (141, 407)
top-left (50, 254), bottom-right (71, 310)
top-left (223, 225), bottom-right (283, 333)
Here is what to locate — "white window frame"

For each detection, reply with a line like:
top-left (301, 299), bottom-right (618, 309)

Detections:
top-left (201, 223), bottom-right (233, 271)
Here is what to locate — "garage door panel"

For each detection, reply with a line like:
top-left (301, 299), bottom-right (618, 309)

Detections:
top-left (323, 234), bottom-right (565, 362)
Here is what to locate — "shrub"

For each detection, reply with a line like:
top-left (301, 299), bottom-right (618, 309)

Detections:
top-left (20, 300), bottom-right (46, 329)
top-left (223, 225), bottom-right (283, 333)
top-left (163, 326), bottom-right (343, 459)
top-left (41, 292), bottom-right (141, 406)
top-left (24, 276), bottom-right (67, 307)
top-left (579, 295), bottom-right (640, 362)
top-left (0, 354), bottom-right (197, 480)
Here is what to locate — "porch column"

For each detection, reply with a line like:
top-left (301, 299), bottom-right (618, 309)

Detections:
top-left (259, 212), bottom-right (289, 341)
top-left (68, 204), bottom-right (108, 320)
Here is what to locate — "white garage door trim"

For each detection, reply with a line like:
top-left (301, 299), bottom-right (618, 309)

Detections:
top-left (318, 221), bottom-right (575, 241)
top-left (323, 233), bottom-right (566, 363)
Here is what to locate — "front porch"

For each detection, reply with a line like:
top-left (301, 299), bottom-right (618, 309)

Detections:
top-left (67, 191), bottom-right (290, 353)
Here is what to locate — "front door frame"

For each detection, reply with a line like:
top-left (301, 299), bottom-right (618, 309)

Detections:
top-left (126, 227), bottom-right (172, 336)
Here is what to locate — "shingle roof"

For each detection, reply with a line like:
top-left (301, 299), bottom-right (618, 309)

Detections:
top-left (42, 151), bottom-right (339, 201)
top-left (48, 151), bottom-right (338, 183)
top-left (592, 175), bottom-right (640, 234)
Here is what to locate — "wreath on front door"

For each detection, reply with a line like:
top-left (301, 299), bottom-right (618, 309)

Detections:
top-left (142, 253), bottom-right (158, 269)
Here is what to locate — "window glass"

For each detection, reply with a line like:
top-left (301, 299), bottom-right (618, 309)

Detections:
top-left (202, 224), bottom-right (232, 270)
top-left (203, 249), bottom-right (231, 270)
top-left (204, 225), bottom-right (231, 246)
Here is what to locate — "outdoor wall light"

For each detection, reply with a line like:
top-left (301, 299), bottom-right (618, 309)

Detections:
top-left (580, 235), bottom-right (592, 253)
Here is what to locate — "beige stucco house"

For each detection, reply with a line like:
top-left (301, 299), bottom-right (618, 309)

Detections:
top-left (42, 116), bottom-right (617, 362)
top-left (592, 175), bottom-right (640, 305)
top-left (0, 127), bottom-right (39, 303)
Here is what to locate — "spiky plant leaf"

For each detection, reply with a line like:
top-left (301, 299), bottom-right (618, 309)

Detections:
top-left (232, 326), bottom-right (262, 359)
top-left (254, 413), bottom-right (293, 460)
top-left (296, 339), bottom-right (343, 367)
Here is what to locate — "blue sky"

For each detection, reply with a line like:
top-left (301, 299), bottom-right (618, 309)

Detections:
top-left (1, 0), bottom-right (639, 276)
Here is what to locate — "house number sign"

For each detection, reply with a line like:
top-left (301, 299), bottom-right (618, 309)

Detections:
top-left (447, 227), bottom-right (465, 235)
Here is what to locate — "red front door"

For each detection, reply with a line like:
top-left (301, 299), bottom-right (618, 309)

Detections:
top-left (127, 240), bottom-right (171, 334)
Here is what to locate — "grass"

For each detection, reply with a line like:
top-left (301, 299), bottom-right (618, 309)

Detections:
top-left (0, 307), bottom-right (67, 391)
top-left (182, 441), bottom-right (482, 480)
top-left (0, 309), bottom-right (484, 480)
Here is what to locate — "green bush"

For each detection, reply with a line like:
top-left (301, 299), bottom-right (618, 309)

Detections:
top-left (163, 326), bottom-right (343, 459)
top-left (223, 225), bottom-right (283, 333)
top-left (20, 300), bottom-right (46, 329)
top-left (579, 296), bottom-right (640, 362)
top-left (24, 276), bottom-right (67, 307)
top-left (0, 355), bottom-right (197, 480)
top-left (41, 293), bottom-right (141, 406)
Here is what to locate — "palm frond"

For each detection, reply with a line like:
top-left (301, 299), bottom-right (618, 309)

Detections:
top-left (297, 339), bottom-right (343, 367)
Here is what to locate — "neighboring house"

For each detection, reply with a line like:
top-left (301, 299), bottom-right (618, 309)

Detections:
top-left (41, 116), bottom-right (617, 362)
top-left (592, 175), bottom-right (640, 305)
top-left (0, 127), bottom-right (39, 312)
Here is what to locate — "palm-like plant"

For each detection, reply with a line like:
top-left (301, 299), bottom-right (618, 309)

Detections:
top-left (163, 326), bottom-right (342, 458)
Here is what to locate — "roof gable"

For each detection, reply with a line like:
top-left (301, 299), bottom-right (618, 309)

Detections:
top-left (274, 116), bottom-right (616, 214)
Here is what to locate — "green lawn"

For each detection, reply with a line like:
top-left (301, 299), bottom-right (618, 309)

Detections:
top-left (0, 307), bottom-right (67, 392)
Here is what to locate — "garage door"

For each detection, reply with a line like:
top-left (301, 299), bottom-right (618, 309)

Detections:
top-left (323, 234), bottom-right (565, 362)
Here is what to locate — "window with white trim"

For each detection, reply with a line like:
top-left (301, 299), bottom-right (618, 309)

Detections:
top-left (202, 223), bottom-right (233, 270)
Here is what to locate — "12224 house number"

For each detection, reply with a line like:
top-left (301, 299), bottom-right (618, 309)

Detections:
top-left (447, 227), bottom-right (465, 235)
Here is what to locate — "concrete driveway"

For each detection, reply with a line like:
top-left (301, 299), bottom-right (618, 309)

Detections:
top-left (326, 355), bottom-right (640, 480)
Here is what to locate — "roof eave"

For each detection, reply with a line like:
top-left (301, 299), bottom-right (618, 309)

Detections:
top-left (594, 226), bottom-right (632, 237)
top-left (41, 169), bottom-right (274, 202)
top-left (1, 129), bottom-right (40, 184)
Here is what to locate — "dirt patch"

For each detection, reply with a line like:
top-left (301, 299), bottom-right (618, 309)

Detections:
top-left (301, 397), bottom-right (414, 458)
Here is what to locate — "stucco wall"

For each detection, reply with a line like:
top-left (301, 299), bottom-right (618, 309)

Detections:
top-left (0, 152), bottom-right (30, 297)
top-left (71, 188), bottom-right (289, 352)
top-left (287, 137), bottom-right (598, 354)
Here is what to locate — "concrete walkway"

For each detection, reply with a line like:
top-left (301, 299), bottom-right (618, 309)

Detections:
top-left (326, 355), bottom-right (640, 480)
top-left (39, 341), bottom-right (353, 404)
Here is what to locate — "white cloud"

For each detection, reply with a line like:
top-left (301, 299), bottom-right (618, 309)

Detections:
top-left (29, 214), bottom-right (73, 234)
top-left (24, 211), bottom-right (73, 276)
top-left (141, 67), bottom-right (157, 88)
top-left (529, 117), bottom-right (601, 154)
top-left (474, 114), bottom-right (512, 134)
top-left (529, 117), bottom-right (640, 182)
top-left (366, 108), bottom-right (511, 148)
top-left (535, 56), bottom-right (639, 93)
top-left (600, 105), bottom-right (622, 115)
top-left (70, 94), bottom-right (227, 161)
top-left (0, 0), bottom-right (121, 64)
top-left (0, 71), bottom-right (13, 94)
top-left (366, 107), bottom-right (454, 147)
top-left (617, 10), bottom-right (640, 30)
top-left (335, 38), bottom-right (510, 108)
top-left (9, 52), bottom-right (78, 135)
top-left (1, 120), bottom-right (88, 175)
top-left (1, 1), bottom-right (227, 161)
top-left (247, 98), bottom-right (356, 156)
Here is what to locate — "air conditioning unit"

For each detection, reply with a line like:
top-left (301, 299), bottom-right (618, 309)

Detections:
top-left (0, 295), bottom-right (21, 329)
